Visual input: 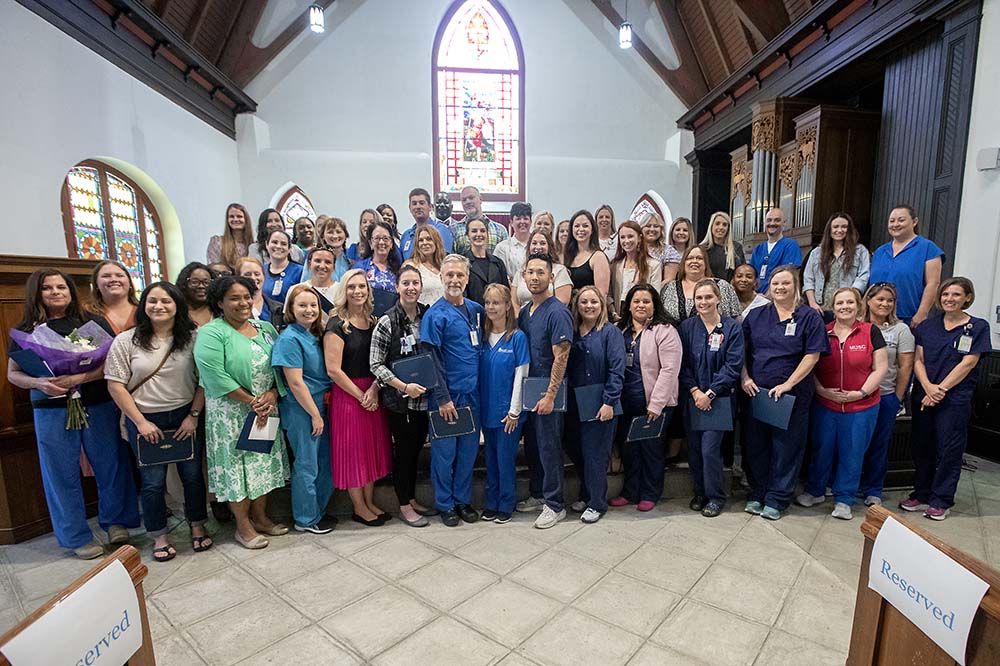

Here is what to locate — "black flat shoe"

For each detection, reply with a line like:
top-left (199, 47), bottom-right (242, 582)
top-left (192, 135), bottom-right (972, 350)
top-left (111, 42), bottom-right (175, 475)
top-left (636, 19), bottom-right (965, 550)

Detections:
top-left (456, 504), bottom-right (479, 524)
top-left (689, 496), bottom-right (706, 512)
top-left (352, 513), bottom-right (385, 527)
top-left (440, 510), bottom-right (460, 527)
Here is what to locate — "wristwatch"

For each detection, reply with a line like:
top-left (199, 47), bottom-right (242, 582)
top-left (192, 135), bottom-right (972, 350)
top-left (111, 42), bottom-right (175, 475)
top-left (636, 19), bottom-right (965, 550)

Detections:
top-left (705, 389), bottom-right (717, 401)
top-left (858, 389), bottom-right (869, 399)
top-left (189, 409), bottom-right (202, 418)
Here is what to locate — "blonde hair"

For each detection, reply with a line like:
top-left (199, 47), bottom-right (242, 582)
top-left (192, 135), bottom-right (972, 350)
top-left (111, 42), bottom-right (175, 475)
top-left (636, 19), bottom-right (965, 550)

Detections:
top-left (283, 283), bottom-right (325, 337)
top-left (483, 284), bottom-right (517, 340)
top-left (767, 265), bottom-right (802, 309)
top-left (693, 278), bottom-right (722, 301)
top-left (234, 256), bottom-right (264, 275)
top-left (669, 217), bottom-right (695, 254)
top-left (332, 268), bottom-right (374, 330)
top-left (411, 225), bottom-right (446, 270)
top-left (831, 287), bottom-right (864, 319)
top-left (701, 211), bottom-right (738, 272)
top-left (573, 285), bottom-right (610, 331)
top-left (532, 211), bottom-right (555, 230)
top-left (639, 212), bottom-right (666, 251)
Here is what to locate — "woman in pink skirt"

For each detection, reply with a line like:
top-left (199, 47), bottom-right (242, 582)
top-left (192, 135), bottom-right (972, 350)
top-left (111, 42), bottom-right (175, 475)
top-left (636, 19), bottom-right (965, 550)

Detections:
top-left (323, 269), bottom-right (392, 526)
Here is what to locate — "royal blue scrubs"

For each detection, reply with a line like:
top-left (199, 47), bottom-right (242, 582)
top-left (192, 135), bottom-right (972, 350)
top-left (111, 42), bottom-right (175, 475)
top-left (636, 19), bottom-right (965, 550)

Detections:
top-left (272, 323), bottom-right (333, 529)
top-left (869, 236), bottom-right (944, 323)
top-left (909, 314), bottom-right (992, 509)
top-left (421, 297), bottom-right (485, 512)
top-left (263, 261), bottom-right (303, 306)
top-left (679, 316), bottom-right (745, 505)
top-left (400, 221), bottom-right (455, 260)
top-left (742, 304), bottom-right (829, 510)
top-left (565, 324), bottom-right (625, 513)
top-left (518, 296), bottom-right (574, 512)
top-left (748, 237), bottom-right (802, 294)
top-left (480, 330), bottom-right (530, 514)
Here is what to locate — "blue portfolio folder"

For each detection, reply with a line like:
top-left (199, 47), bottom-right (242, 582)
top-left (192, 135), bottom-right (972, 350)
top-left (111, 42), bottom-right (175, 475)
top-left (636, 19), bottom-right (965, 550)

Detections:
top-left (685, 395), bottom-right (734, 432)
top-left (9, 349), bottom-right (53, 378)
top-left (429, 406), bottom-right (477, 438)
top-left (626, 414), bottom-right (666, 441)
top-left (373, 289), bottom-right (399, 317)
top-left (391, 353), bottom-right (439, 389)
top-left (750, 391), bottom-right (796, 430)
top-left (521, 378), bottom-right (567, 412)
top-left (236, 413), bottom-right (280, 454)
top-left (133, 430), bottom-right (196, 467)
top-left (572, 384), bottom-right (623, 422)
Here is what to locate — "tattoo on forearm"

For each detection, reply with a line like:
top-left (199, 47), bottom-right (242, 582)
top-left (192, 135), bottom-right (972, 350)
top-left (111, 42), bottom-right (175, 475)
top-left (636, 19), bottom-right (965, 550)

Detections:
top-left (548, 343), bottom-right (570, 394)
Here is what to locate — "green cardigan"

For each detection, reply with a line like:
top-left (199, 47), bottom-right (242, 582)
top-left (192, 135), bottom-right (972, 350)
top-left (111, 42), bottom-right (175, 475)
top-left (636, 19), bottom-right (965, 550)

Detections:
top-left (193, 318), bottom-right (287, 400)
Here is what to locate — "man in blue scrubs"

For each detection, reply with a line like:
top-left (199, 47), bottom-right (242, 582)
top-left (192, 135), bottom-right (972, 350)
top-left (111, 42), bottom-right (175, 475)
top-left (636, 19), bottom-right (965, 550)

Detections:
top-left (517, 254), bottom-right (573, 529)
top-left (748, 209), bottom-right (802, 293)
top-left (420, 254), bottom-right (482, 526)
top-left (400, 188), bottom-right (454, 260)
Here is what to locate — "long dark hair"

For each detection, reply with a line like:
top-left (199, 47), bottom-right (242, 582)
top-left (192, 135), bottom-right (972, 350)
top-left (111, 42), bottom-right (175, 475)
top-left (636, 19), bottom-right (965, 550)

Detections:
top-left (256, 208), bottom-right (282, 250)
top-left (563, 210), bottom-right (600, 267)
top-left (618, 283), bottom-right (676, 331)
top-left (16, 269), bottom-right (86, 331)
top-left (132, 282), bottom-right (195, 354)
top-left (366, 220), bottom-right (402, 274)
top-left (819, 212), bottom-right (859, 279)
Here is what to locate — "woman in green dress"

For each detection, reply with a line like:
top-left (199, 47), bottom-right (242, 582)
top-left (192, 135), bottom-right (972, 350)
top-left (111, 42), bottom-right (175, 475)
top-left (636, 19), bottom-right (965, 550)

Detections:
top-left (194, 275), bottom-right (290, 549)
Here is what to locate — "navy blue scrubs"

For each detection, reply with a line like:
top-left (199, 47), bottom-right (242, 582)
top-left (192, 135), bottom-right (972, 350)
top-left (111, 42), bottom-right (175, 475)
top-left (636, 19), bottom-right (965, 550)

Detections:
top-left (565, 323), bottom-right (625, 513)
top-left (742, 304), bottom-right (829, 511)
top-left (518, 296), bottom-right (573, 512)
top-left (909, 314), bottom-right (991, 509)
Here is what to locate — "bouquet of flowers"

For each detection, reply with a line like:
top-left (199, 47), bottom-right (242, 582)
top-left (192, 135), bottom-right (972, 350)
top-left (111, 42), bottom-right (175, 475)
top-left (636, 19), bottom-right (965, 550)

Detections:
top-left (10, 321), bottom-right (114, 429)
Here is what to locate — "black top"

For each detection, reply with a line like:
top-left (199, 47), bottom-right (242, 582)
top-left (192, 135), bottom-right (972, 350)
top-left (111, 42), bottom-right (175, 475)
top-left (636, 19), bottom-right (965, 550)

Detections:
top-left (463, 251), bottom-right (509, 306)
top-left (704, 243), bottom-right (745, 282)
top-left (568, 254), bottom-right (596, 290)
top-left (325, 316), bottom-right (375, 379)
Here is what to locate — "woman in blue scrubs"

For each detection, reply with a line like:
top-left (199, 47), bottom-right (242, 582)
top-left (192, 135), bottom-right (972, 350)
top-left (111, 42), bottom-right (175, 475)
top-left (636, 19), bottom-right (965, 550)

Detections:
top-left (901, 277), bottom-right (991, 520)
top-left (741, 265), bottom-right (829, 520)
top-left (869, 205), bottom-right (944, 327)
top-left (565, 286), bottom-right (625, 523)
top-left (479, 284), bottom-right (530, 524)
top-left (262, 230), bottom-right (304, 310)
top-left (680, 279), bottom-right (744, 517)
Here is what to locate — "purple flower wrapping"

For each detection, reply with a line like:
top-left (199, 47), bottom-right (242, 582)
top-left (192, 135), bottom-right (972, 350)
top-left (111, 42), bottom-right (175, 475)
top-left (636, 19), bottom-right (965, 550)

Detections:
top-left (9, 321), bottom-right (114, 375)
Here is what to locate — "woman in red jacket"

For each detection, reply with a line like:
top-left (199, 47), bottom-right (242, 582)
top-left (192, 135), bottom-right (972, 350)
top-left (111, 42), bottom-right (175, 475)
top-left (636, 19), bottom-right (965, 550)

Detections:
top-left (797, 288), bottom-right (887, 520)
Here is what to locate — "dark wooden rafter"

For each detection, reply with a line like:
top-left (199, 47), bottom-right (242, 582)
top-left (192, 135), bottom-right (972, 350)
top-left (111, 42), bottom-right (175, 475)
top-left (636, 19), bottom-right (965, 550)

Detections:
top-left (183, 0), bottom-right (214, 45)
top-left (590, 0), bottom-right (709, 107)
top-left (653, 0), bottom-right (712, 86)
top-left (695, 0), bottom-right (734, 75)
top-left (731, 0), bottom-right (791, 49)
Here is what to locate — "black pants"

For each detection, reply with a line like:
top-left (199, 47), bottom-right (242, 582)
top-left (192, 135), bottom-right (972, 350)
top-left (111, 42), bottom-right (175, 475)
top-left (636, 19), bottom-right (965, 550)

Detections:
top-left (387, 409), bottom-right (429, 505)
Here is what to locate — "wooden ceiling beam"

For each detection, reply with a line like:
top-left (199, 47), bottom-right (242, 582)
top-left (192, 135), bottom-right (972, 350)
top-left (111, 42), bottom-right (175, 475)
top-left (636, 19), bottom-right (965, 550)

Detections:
top-left (151, 0), bottom-right (171, 17)
top-left (731, 0), bottom-right (791, 49)
top-left (652, 0), bottom-right (712, 92)
top-left (694, 0), bottom-right (733, 76)
top-left (183, 0), bottom-right (213, 45)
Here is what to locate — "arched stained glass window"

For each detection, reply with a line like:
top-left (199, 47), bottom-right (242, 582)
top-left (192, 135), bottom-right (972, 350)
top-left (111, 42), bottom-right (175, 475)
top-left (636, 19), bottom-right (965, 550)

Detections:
top-left (62, 161), bottom-right (167, 291)
top-left (276, 186), bottom-right (317, 232)
top-left (433, 0), bottom-right (524, 202)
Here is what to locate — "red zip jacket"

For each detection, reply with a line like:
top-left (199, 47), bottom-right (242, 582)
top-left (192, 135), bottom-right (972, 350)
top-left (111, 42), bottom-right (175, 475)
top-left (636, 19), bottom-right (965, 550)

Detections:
top-left (814, 320), bottom-right (881, 413)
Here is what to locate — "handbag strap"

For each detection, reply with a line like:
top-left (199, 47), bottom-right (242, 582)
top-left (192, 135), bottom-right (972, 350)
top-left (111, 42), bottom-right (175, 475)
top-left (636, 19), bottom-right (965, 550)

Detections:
top-left (129, 347), bottom-right (171, 395)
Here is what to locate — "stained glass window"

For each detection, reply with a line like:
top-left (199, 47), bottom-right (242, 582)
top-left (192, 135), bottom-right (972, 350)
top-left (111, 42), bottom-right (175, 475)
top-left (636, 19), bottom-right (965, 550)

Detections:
top-left (63, 162), bottom-right (168, 291)
top-left (434, 0), bottom-right (523, 201)
top-left (277, 187), bottom-right (317, 232)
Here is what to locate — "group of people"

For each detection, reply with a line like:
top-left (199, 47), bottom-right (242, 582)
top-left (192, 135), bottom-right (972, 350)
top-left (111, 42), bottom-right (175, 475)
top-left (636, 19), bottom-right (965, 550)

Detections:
top-left (5, 188), bottom-right (991, 562)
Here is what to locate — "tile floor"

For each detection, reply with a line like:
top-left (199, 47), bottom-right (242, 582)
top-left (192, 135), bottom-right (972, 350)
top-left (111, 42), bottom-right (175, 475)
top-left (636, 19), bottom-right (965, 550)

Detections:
top-left (3, 456), bottom-right (1000, 666)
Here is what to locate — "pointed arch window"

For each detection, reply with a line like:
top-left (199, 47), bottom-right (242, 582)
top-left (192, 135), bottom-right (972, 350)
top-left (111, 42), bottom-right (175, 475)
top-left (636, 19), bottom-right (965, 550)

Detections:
top-left (433, 0), bottom-right (525, 202)
top-left (276, 185), bottom-right (317, 232)
top-left (61, 161), bottom-right (166, 291)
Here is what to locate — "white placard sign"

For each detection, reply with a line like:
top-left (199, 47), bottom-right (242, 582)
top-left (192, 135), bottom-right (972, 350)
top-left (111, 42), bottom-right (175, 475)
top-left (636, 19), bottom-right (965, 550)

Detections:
top-left (1, 559), bottom-right (142, 666)
top-left (868, 516), bottom-right (989, 665)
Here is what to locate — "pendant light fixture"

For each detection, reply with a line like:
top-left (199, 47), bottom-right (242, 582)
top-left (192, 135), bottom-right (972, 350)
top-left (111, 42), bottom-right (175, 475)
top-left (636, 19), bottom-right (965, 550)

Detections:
top-left (309, 4), bottom-right (325, 34)
top-left (619, 0), bottom-right (633, 49)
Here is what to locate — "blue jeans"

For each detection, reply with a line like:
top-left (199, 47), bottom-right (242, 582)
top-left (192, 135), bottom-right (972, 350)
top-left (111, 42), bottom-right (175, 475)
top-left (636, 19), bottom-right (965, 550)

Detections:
top-left (126, 404), bottom-right (207, 537)
top-left (430, 392), bottom-right (480, 512)
top-left (483, 425), bottom-right (522, 514)
top-left (688, 429), bottom-right (726, 504)
top-left (910, 395), bottom-right (971, 509)
top-left (805, 403), bottom-right (879, 506)
top-left (281, 395), bottom-right (333, 528)
top-left (564, 398), bottom-right (616, 513)
top-left (33, 401), bottom-right (140, 548)
top-left (525, 411), bottom-right (565, 512)
top-left (744, 399), bottom-right (810, 511)
top-left (858, 393), bottom-right (900, 499)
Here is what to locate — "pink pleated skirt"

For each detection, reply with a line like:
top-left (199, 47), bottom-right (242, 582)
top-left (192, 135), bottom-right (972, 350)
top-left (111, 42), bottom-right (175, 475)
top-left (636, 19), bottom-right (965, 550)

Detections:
top-left (329, 377), bottom-right (391, 489)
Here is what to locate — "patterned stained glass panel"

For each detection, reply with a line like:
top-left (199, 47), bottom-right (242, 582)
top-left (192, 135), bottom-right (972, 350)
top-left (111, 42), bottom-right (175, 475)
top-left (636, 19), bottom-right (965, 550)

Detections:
top-left (437, 1), bottom-right (519, 70)
top-left (143, 204), bottom-right (163, 284)
top-left (67, 167), bottom-right (109, 262)
top-left (279, 190), bottom-right (317, 231)
top-left (106, 173), bottom-right (146, 291)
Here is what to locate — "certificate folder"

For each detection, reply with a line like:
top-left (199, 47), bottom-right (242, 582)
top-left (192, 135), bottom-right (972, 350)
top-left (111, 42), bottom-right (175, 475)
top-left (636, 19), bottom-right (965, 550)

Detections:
top-left (429, 406), bottom-right (477, 438)
top-left (236, 413), bottom-right (280, 454)
top-left (521, 378), bottom-right (567, 412)
top-left (391, 353), bottom-right (439, 389)
top-left (572, 384), bottom-right (623, 422)
top-left (750, 391), bottom-right (796, 430)
top-left (685, 396), bottom-right (734, 432)
top-left (372, 289), bottom-right (398, 317)
top-left (9, 349), bottom-right (53, 378)
top-left (134, 430), bottom-right (196, 467)
top-left (626, 414), bottom-right (665, 441)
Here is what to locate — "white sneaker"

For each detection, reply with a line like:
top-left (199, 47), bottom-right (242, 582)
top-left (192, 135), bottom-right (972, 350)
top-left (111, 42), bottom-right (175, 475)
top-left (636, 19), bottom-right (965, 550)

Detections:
top-left (569, 500), bottom-right (586, 513)
top-left (534, 505), bottom-right (566, 529)
top-left (831, 502), bottom-right (853, 520)
top-left (795, 493), bottom-right (826, 507)
top-left (864, 495), bottom-right (882, 507)
top-left (581, 508), bottom-right (602, 523)
top-left (516, 497), bottom-right (544, 513)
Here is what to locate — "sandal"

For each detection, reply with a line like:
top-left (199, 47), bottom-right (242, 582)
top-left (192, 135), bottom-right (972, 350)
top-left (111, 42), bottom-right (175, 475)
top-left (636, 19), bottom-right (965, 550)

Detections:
top-left (152, 545), bottom-right (176, 562)
top-left (192, 535), bottom-right (214, 552)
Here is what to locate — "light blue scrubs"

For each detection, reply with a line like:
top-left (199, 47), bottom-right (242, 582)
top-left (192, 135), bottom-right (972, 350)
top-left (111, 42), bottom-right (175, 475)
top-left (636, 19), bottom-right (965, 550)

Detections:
top-left (420, 297), bottom-right (484, 512)
top-left (272, 323), bottom-right (333, 528)
top-left (480, 330), bottom-right (530, 514)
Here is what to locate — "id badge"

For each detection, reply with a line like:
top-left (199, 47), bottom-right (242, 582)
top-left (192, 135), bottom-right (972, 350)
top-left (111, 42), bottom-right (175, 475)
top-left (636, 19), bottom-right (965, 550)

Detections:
top-left (400, 338), bottom-right (412, 354)
top-left (470, 330), bottom-right (480, 347)
top-left (957, 335), bottom-right (973, 353)
top-left (709, 333), bottom-right (723, 351)
top-left (271, 278), bottom-right (283, 297)
top-left (625, 352), bottom-right (634, 368)
top-left (759, 263), bottom-right (767, 279)
top-left (784, 322), bottom-right (797, 337)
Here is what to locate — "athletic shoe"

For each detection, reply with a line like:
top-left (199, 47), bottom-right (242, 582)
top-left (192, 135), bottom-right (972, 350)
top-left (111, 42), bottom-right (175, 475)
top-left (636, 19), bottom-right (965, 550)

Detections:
top-left (864, 496), bottom-right (882, 507)
top-left (831, 502), bottom-right (853, 520)
top-left (569, 501), bottom-right (587, 513)
top-left (516, 497), bottom-right (545, 512)
top-left (480, 509), bottom-right (498, 521)
top-left (899, 498), bottom-right (929, 512)
top-left (702, 501), bottom-right (723, 518)
top-left (795, 493), bottom-right (826, 507)
top-left (581, 508), bottom-right (602, 523)
top-left (761, 506), bottom-right (781, 520)
top-left (925, 506), bottom-right (949, 521)
top-left (295, 517), bottom-right (336, 534)
top-left (534, 505), bottom-right (566, 529)
top-left (494, 512), bottom-right (513, 524)
top-left (744, 500), bottom-right (764, 515)
top-left (637, 500), bottom-right (656, 512)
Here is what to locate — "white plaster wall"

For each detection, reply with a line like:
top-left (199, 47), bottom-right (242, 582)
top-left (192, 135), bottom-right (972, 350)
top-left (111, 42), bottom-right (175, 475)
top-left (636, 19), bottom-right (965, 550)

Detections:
top-left (0, 2), bottom-right (242, 276)
top-left (955, 0), bottom-right (1000, 344)
top-left (238, 0), bottom-right (692, 235)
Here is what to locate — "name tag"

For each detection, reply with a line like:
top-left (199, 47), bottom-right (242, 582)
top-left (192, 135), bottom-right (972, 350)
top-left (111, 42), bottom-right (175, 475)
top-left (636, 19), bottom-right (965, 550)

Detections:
top-left (270, 278), bottom-right (283, 297)
top-left (401, 334), bottom-right (415, 354)
top-left (957, 335), bottom-right (973, 353)
top-left (625, 352), bottom-right (634, 368)
top-left (784, 322), bottom-right (797, 337)
top-left (470, 330), bottom-right (479, 347)
top-left (759, 263), bottom-right (767, 279)
top-left (709, 333), bottom-right (723, 351)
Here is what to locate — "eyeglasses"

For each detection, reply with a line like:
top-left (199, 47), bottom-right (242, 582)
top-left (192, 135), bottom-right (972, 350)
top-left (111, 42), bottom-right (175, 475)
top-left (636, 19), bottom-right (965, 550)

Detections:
top-left (186, 278), bottom-right (211, 287)
top-left (371, 236), bottom-right (392, 244)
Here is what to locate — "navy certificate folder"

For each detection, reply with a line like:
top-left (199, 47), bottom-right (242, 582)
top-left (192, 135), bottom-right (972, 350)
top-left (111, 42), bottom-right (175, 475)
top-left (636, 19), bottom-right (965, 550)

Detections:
top-left (133, 430), bottom-right (196, 467)
top-left (236, 413), bottom-right (280, 454)
top-left (521, 378), bottom-right (567, 412)
top-left (429, 406), bottom-right (477, 438)
top-left (750, 391), bottom-right (796, 430)
top-left (572, 384), bottom-right (623, 422)
top-left (9, 349), bottom-right (53, 378)
top-left (685, 396), bottom-right (734, 432)
top-left (391, 353), bottom-right (439, 389)
top-left (372, 289), bottom-right (399, 317)
top-left (626, 414), bottom-right (665, 441)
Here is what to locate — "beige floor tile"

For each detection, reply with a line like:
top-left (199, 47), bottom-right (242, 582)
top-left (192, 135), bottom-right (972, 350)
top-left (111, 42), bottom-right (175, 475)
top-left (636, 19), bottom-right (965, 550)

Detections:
top-left (573, 571), bottom-right (680, 637)
top-left (650, 600), bottom-right (768, 666)
top-left (0, 607), bottom-right (23, 636)
top-left (776, 586), bottom-right (855, 653)
top-left (754, 628), bottom-right (847, 666)
top-left (410, 522), bottom-right (490, 552)
top-left (496, 654), bottom-right (542, 666)
top-left (767, 512), bottom-right (824, 551)
top-left (615, 544), bottom-right (711, 595)
top-left (520, 518), bottom-right (584, 545)
top-left (690, 563), bottom-right (789, 625)
top-left (153, 548), bottom-right (231, 592)
top-left (508, 549), bottom-right (607, 603)
top-left (240, 540), bottom-right (338, 585)
top-left (919, 514), bottom-right (988, 560)
top-left (0, 574), bottom-right (19, 611)
top-left (650, 518), bottom-right (736, 560)
top-left (185, 594), bottom-right (309, 666)
top-left (280, 559), bottom-right (383, 620)
top-left (599, 512), bottom-right (669, 541)
top-left (716, 535), bottom-right (807, 587)
top-left (153, 632), bottom-right (208, 666)
top-left (399, 555), bottom-right (499, 609)
top-left (556, 525), bottom-right (643, 567)
top-left (810, 522), bottom-right (865, 566)
top-left (519, 608), bottom-right (643, 666)
top-left (145, 600), bottom-right (177, 641)
top-left (321, 586), bottom-right (437, 660)
top-left (12, 555), bottom-right (100, 604)
top-left (453, 579), bottom-right (562, 648)
top-left (350, 535), bottom-right (441, 579)
top-left (320, 527), bottom-right (394, 557)
top-left (150, 567), bottom-right (265, 627)
top-left (455, 531), bottom-right (547, 575)
top-left (810, 555), bottom-right (862, 592)
top-left (372, 616), bottom-right (507, 666)
top-left (627, 643), bottom-right (711, 666)
top-left (3, 536), bottom-right (66, 574)
top-left (234, 625), bottom-right (360, 666)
